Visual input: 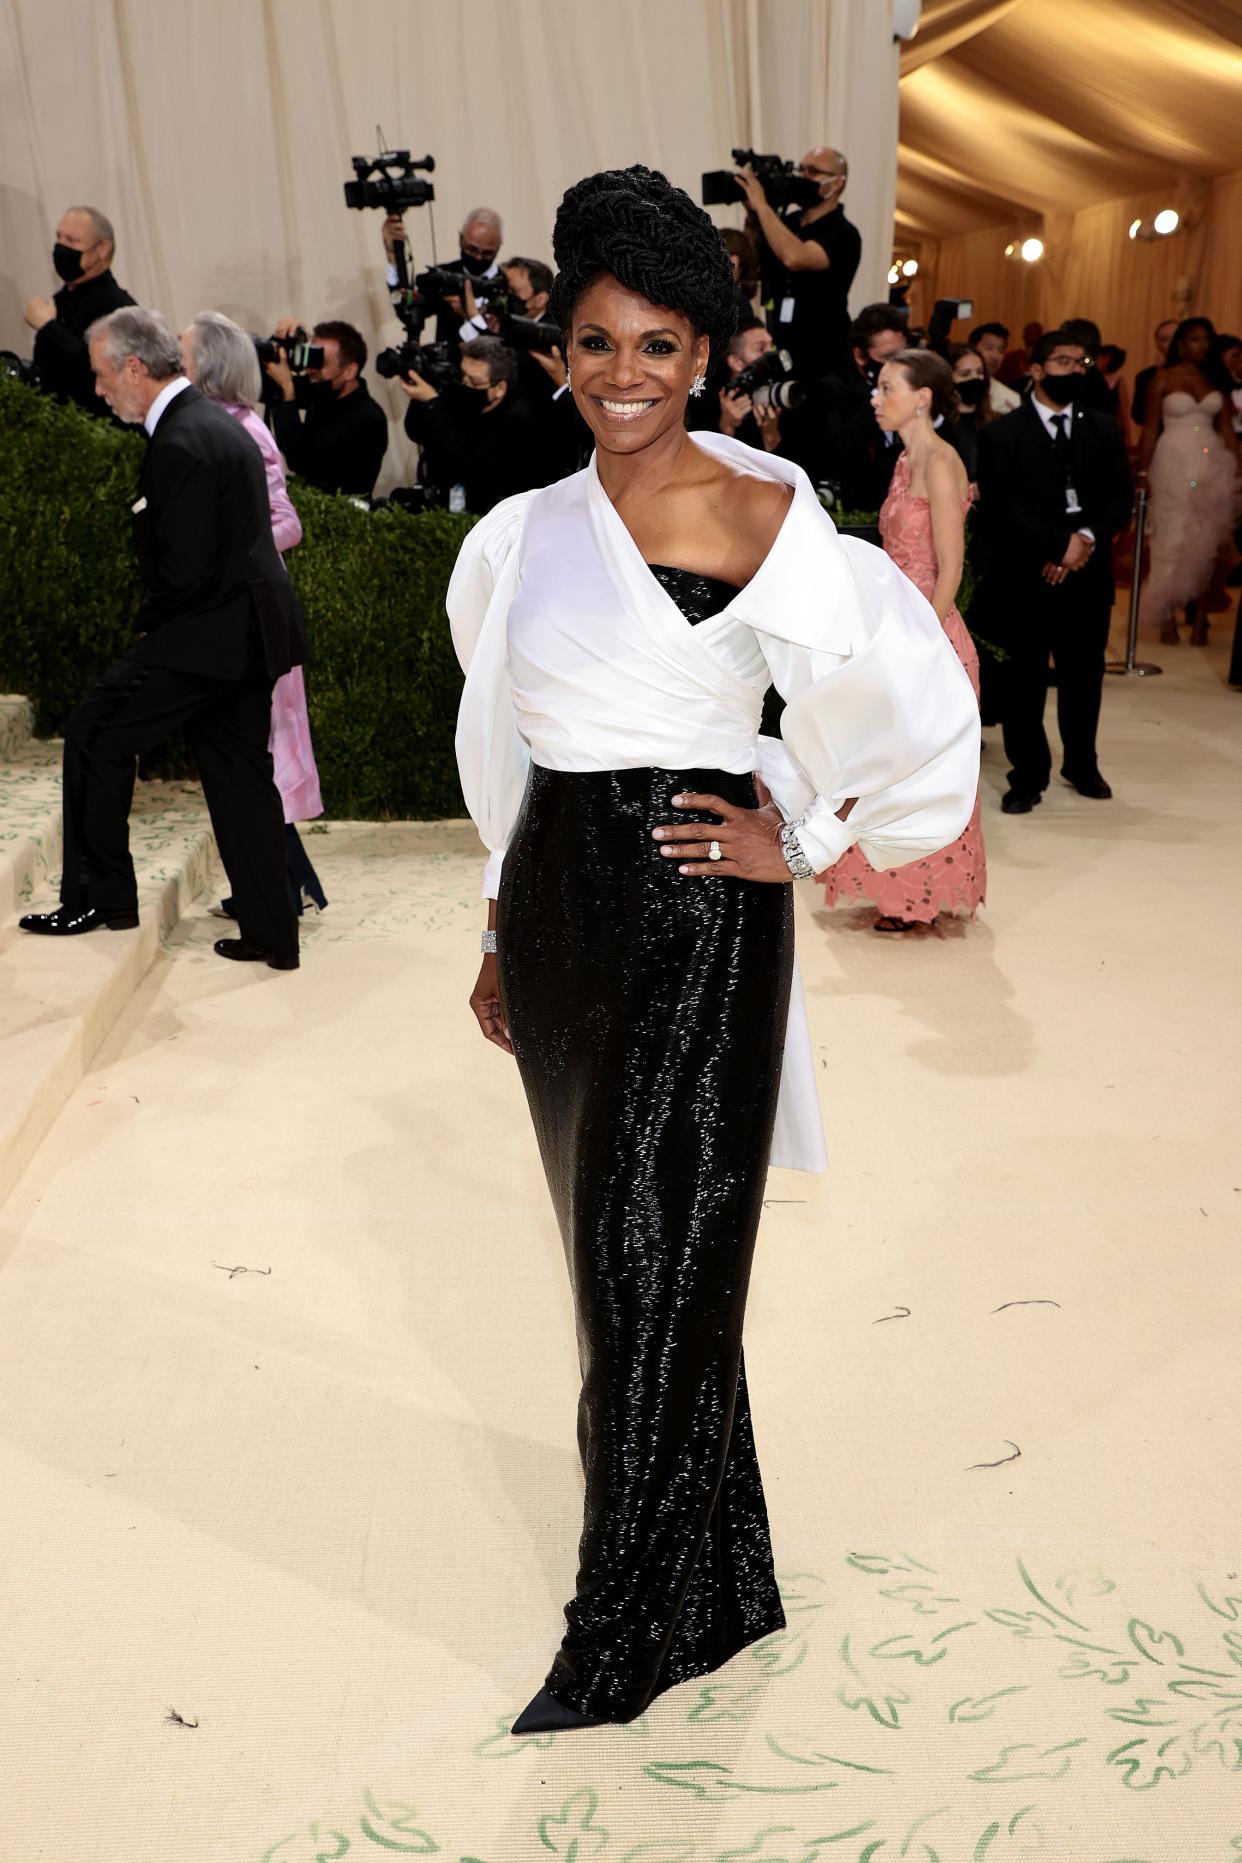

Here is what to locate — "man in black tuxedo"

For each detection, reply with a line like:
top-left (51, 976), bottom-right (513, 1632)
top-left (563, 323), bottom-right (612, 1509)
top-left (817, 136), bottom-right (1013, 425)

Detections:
top-left (19, 307), bottom-right (307, 969)
top-left (975, 328), bottom-right (1132, 813)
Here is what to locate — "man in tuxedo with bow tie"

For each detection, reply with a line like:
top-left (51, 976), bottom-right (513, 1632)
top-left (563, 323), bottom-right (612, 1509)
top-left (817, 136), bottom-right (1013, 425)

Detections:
top-left (19, 307), bottom-right (307, 969)
top-left (975, 328), bottom-right (1132, 814)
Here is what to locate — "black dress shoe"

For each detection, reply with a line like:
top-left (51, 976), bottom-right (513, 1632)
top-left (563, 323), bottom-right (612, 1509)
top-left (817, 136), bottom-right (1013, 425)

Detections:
top-left (19, 906), bottom-right (139, 935)
top-left (510, 1685), bottom-right (611, 1735)
top-left (1000, 789), bottom-right (1042, 814)
top-left (213, 938), bottom-right (299, 971)
top-left (1061, 770), bottom-right (1113, 799)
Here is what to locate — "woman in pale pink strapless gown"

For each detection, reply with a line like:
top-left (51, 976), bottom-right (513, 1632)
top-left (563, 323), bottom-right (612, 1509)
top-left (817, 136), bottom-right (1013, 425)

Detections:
top-left (821, 351), bottom-right (986, 930)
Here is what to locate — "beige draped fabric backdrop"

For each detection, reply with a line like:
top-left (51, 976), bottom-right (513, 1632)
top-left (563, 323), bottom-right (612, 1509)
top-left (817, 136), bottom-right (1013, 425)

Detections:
top-left (0, 0), bottom-right (901, 488)
top-left (897, 0), bottom-right (1242, 389)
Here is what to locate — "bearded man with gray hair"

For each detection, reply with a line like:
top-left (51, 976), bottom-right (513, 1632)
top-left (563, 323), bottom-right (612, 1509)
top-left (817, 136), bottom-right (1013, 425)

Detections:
top-left (23, 205), bottom-right (136, 413)
top-left (19, 306), bottom-right (308, 970)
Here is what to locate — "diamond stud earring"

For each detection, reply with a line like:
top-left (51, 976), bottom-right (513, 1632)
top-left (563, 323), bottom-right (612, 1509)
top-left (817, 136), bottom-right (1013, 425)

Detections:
top-left (690, 372), bottom-right (707, 397)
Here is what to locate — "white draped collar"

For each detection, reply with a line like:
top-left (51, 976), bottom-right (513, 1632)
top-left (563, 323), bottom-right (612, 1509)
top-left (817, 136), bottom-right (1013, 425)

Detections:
top-left (584, 431), bottom-right (857, 656)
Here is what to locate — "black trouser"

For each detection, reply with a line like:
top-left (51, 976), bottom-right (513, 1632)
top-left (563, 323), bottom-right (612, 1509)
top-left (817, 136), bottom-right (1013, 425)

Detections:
top-left (996, 583), bottom-right (1111, 795)
top-left (60, 653), bottom-right (297, 960)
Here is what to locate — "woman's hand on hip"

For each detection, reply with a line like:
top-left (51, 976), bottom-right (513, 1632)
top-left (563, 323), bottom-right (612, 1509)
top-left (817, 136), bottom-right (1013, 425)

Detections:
top-left (651, 784), bottom-right (791, 883)
top-left (470, 955), bottom-right (513, 1054)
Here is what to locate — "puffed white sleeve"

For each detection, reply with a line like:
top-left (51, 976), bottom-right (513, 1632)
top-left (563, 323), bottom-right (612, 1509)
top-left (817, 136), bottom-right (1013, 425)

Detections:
top-left (755, 535), bottom-right (980, 876)
top-left (445, 490), bottom-right (538, 898)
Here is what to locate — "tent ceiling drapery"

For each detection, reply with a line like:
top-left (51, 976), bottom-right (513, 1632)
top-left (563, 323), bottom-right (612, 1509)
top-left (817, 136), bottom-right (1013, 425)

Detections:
top-left (897, 0), bottom-right (1242, 242)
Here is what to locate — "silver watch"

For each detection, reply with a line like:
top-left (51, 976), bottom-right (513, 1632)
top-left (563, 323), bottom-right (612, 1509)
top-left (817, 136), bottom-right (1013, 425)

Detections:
top-left (480, 928), bottom-right (497, 954)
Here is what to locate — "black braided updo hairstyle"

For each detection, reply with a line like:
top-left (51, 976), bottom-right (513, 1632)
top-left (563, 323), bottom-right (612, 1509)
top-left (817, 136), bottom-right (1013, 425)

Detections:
top-left (549, 164), bottom-right (738, 368)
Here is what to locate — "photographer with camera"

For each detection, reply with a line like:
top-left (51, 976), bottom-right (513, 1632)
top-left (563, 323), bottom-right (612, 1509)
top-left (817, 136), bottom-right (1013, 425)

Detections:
top-left (382, 206), bottom-right (506, 349)
top-left (398, 334), bottom-right (542, 515)
top-left (693, 320), bottom-right (786, 453)
top-left (264, 318), bottom-right (388, 497)
top-left (23, 205), bottom-right (135, 415)
top-left (733, 148), bottom-right (860, 380)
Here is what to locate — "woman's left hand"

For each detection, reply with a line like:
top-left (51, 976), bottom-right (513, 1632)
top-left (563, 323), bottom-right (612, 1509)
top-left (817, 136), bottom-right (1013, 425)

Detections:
top-left (651, 782), bottom-right (791, 883)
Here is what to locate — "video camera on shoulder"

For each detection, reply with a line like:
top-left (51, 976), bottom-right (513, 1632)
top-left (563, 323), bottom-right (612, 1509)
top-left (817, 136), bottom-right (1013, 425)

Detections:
top-left (343, 148), bottom-right (436, 213)
top-left (702, 149), bottom-right (821, 214)
top-left (254, 328), bottom-right (324, 373)
top-left (727, 347), bottom-right (804, 412)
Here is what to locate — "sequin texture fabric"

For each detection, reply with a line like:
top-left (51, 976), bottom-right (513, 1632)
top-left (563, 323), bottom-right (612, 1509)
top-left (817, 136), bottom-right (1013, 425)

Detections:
top-left (496, 758), bottom-right (793, 1724)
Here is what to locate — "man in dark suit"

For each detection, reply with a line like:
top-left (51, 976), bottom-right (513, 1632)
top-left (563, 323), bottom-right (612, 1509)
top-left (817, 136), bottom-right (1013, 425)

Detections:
top-left (19, 307), bottom-right (307, 969)
top-left (22, 205), bottom-right (135, 415)
top-left (975, 327), bottom-right (1132, 814)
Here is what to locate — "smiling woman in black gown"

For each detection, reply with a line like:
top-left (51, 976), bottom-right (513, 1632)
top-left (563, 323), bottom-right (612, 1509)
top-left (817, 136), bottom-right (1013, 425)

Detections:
top-left (446, 166), bottom-right (979, 1733)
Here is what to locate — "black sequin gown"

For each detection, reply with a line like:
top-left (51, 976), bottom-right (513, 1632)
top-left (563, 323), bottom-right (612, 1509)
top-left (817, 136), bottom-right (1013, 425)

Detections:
top-left (495, 565), bottom-right (793, 1724)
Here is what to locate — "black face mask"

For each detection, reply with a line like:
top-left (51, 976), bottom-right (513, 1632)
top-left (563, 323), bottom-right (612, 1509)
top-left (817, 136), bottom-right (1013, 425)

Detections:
top-left (52, 242), bottom-right (86, 283)
top-left (296, 376), bottom-right (340, 410)
top-left (459, 251), bottom-right (495, 279)
top-left (955, 376), bottom-right (987, 409)
top-left (452, 383), bottom-right (492, 415)
top-left (1039, 371), bottom-right (1082, 406)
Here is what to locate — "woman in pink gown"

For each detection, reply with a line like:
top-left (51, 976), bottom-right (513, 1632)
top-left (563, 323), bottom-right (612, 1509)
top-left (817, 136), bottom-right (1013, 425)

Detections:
top-left (179, 313), bottom-right (327, 913)
top-left (821, 349), bottom-right (986, 931)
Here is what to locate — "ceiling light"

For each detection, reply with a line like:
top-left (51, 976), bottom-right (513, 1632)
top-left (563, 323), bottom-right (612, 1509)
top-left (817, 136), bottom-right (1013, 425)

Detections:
top-left (888, 264), bottom-right (900, 284)
top-left (1020, 237), bottom-right (1045, 263)
top-left (1129, 218), bottom-right (1143, 240)
top-left (901, 259), bottom-right (919, 277)
top-left (1154, 208), bottom-right (1179, 236)
top-left (1004, 240), bottom-right (1017, 258)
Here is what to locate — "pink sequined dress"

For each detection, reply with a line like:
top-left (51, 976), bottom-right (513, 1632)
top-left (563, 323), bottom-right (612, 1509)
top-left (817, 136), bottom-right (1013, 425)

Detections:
top-left (820, 450), bottom-right (986, 921)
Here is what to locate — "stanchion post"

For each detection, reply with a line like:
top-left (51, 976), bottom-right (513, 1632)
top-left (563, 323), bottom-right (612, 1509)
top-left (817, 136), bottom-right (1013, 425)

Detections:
top-left (1106, 483), bottom-right (1162, 677)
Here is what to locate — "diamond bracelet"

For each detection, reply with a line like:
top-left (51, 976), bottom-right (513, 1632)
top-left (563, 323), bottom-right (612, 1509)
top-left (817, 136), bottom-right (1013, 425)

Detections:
top-left (480, 928), bottom-right (497, 954)
top-left (779, 818), bottom-right (815, 880)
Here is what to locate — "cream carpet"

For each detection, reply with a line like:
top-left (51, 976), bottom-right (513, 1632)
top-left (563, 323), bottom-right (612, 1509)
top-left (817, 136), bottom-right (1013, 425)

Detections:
top-left (1, 619), bottom-right (1240, 1863)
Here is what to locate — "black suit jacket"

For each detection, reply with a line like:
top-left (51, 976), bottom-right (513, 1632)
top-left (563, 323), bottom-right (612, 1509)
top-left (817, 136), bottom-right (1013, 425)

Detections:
top-left (33, 269), bottom-right (136, 415)
top-left (130, 385), bottom-right (308, 681)
top-left (975, 399), bottom-right (1132, 604)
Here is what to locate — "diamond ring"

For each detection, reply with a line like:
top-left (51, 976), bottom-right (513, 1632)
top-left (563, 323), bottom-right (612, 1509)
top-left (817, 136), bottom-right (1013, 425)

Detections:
top-left (708, 840), bottom-right (723, 861)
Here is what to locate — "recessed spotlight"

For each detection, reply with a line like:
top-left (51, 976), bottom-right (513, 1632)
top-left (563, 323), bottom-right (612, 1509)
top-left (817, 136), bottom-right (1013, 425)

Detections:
top-left (888, 264), bottom-right (900, 284)
top-left (1020, 237), bottom-right (1045, 263)
top-left (1129, 218), bottom-right (1143, 240)
top-left (902, 259), bottom-right (919, 278)
top-left (1154, 208), bottom-right (1179, 236)
top-left (1004, 240), bottom-right (1017, 258)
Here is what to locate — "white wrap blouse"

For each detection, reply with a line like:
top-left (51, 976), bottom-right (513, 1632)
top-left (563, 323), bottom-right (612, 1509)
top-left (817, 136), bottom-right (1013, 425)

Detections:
top-left (447, 431), bottom-right (980, 1172)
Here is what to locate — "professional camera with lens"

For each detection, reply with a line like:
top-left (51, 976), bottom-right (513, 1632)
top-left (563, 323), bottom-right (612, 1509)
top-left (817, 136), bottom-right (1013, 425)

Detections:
top-left (728, 348), bottom-right (804, 413)
top-left (502, 313), bottom-right (564, 357)
top-left (254, 329), bottom-right (325, 372)
top-left (702, 148), bottom-right (821, 214)
top-left (374, 338), bottom-right (458, 390)
top-left (343, 148), bottom-right (436, 213)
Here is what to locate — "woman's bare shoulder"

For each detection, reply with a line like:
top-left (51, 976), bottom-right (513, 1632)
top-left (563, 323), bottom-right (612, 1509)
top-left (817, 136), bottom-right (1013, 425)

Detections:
top-left (713, 461), bottom-right (793, 546)
top-left (926, 442), bottom-right (968, 496)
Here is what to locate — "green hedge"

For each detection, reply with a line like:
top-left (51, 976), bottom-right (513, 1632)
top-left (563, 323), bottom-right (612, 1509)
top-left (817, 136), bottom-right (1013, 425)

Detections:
top-left (0, 375), bottom-right (475, 817)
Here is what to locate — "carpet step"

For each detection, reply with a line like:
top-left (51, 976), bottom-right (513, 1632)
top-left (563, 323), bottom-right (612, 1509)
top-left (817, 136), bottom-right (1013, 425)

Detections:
top-left (0, 765), bottom-right (216, 1211)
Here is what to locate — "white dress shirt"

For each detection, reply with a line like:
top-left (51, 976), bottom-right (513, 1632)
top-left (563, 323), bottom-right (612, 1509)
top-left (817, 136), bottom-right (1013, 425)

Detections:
top-left (447, 432), bottom-right (981, 1173)
top-left (384, 259), bottom-right (502, 345)
top-left (143, 375), bottom-right (191, 436)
